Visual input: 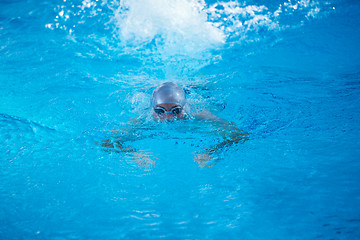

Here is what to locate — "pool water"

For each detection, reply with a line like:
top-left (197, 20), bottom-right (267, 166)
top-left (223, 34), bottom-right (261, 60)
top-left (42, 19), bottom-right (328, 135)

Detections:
top-left (1, 0), bottom-right (360, 239)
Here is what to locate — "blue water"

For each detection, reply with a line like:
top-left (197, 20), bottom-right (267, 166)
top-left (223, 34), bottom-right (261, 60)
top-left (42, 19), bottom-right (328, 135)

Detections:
top-left (1, 0), bottom-right (360, 239)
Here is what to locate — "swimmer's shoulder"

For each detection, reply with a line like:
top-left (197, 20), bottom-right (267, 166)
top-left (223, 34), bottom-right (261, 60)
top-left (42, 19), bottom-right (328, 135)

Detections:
top-left (194, 109), bottom-right (224, 122)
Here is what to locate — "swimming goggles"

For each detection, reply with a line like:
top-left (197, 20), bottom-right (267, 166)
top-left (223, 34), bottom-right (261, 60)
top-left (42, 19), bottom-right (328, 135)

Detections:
top-left (154, 106), bottom-right (183, 115)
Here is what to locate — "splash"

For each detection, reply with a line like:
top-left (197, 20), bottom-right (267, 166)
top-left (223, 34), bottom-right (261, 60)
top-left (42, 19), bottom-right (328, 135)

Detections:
top-left (112, 0), bottom-right (224, 58)
top-left (46, 0), bottom-right (334, 74)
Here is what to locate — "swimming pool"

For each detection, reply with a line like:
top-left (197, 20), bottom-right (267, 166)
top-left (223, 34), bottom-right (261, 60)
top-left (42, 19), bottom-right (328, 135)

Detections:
top-left (1, 0), bottom-right (360, 239)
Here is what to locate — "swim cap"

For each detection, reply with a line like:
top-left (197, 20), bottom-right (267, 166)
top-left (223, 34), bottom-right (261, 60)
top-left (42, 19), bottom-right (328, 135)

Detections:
top-left (152, 82), bottom-right (186, 107)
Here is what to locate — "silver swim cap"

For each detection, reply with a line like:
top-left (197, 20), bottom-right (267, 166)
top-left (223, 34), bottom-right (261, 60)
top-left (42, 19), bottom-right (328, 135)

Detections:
top-left (152, 82), bottom-right (186, 107)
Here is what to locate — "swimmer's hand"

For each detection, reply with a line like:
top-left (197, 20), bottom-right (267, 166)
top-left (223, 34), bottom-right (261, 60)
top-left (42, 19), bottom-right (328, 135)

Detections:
top-left (132, 151), bottom-right (156, 169)
top-left (100, 138), bottom-right (156, 168)
top-left (100, 138), bottom-right (129, 153)
top-left (194, 152), bottom-right (216, 168)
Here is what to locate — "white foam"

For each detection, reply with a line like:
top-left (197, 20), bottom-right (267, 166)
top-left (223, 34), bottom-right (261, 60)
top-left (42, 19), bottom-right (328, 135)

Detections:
top-left (113, 0), bottom-right (225, 58)
top-left (46, 0), bottom-right (334, 73)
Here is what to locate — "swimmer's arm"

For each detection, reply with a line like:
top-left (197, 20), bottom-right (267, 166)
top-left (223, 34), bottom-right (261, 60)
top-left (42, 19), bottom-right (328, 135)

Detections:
top-left (100, 137), bottom-right (137, 153)
top-left (206, 130), bottom-right (248, 153)
top-left (99, 118), bottom-right (144, 153)
top-left (108, 117), bottom-right (143, 137)
top-left (195, 110), bottom-right (248, 140)
top-left (100, 131), bottom-right (155, 168)
top-left (194, 110), bottom-right (248, 167)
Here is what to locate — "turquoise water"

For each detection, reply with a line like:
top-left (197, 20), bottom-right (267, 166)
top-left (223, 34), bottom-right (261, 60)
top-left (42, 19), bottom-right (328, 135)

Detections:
top-left (1, 0), bottom-right (360, 239)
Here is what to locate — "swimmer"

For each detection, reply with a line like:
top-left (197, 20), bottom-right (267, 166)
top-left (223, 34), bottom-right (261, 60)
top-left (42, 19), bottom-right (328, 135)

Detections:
top-left (101, 82), bottom-right (248, 167)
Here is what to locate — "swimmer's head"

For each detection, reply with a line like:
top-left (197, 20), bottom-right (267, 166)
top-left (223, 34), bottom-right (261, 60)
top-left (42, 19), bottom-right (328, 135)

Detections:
top-left (152, 82), bottom-right (186, 121)
top-left (152, 82), bottom-right (186, 107)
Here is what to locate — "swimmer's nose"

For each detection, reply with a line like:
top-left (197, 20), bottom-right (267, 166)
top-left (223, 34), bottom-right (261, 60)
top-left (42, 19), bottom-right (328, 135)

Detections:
top-left (163, 113), bottom-right (174, 120)
top-left (157, 113), bottom-right (175, 122)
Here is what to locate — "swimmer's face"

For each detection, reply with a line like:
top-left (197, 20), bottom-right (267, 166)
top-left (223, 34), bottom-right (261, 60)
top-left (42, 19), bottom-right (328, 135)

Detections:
top-left (153, 103), bottom-right (184, 121)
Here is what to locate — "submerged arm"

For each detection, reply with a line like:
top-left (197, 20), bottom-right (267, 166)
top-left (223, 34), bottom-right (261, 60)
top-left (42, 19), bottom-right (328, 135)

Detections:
top-left (100, 118), bottom-right (142, 152)
top-left (99, 118), bottom-right (156, 168)
top-left (194, 110), bottom-right (249, 167)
